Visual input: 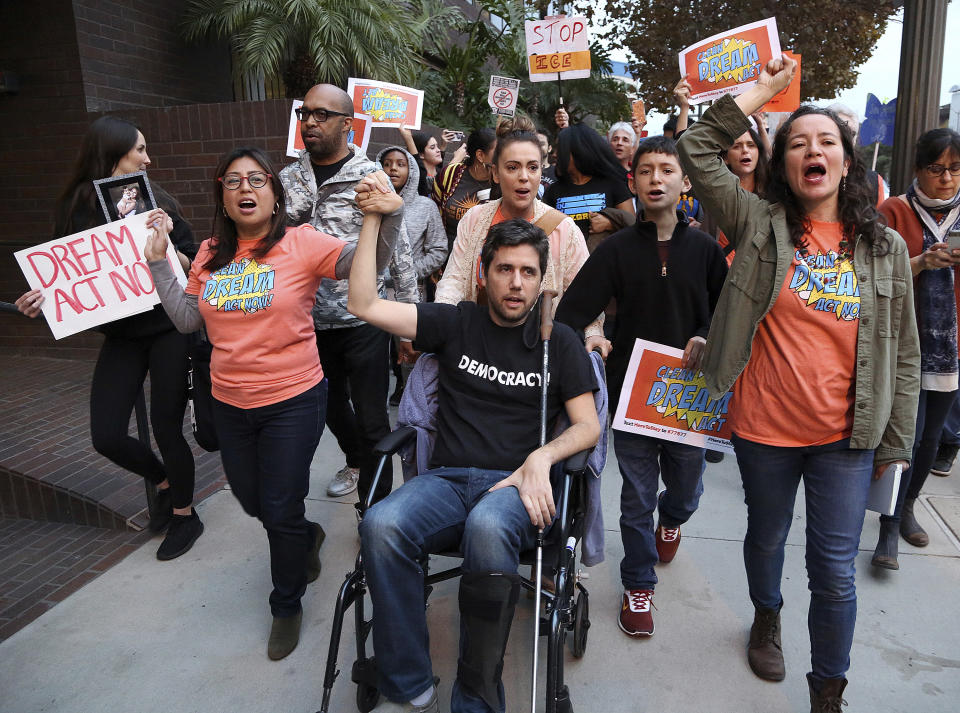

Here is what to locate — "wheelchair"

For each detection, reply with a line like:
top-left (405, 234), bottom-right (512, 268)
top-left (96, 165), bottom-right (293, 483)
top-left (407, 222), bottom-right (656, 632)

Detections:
top-left (317, 353), bottom-right (605, 713)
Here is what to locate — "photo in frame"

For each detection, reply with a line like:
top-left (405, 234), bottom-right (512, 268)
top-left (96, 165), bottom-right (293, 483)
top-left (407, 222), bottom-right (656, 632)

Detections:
top-left (93, 171), bottom-right (157, 223)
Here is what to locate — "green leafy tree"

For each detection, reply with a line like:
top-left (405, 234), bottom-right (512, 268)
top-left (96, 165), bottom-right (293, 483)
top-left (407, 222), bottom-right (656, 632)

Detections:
top-left (182, 0), bottom-right (463, 98)
top-left (578, 0), bottom-right (899, 112)
top-left (420, 0), bottom-right (631, 131)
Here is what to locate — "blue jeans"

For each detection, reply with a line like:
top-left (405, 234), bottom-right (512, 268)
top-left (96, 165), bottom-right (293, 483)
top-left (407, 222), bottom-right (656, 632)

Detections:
top-left (940, 390), bottom-right (960, 446)
top-left (732, 435), bottom-right (874, 681)
top-left (360, 467), bottom-right (541, 713)
top-left (613, 430), bottom-right (705, 589)
top-left (212, 381), bottom-right (326, 617)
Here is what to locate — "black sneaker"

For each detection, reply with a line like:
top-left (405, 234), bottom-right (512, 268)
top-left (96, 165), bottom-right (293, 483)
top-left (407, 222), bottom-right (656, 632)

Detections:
top-left (705, 450), bottom-right (725, 463)
top-left (148, 486), bottom-right (173, 532)
top-left (931, 442), bottom-right (959, 476)
top-left (157, 511), bottom-right (204, 561)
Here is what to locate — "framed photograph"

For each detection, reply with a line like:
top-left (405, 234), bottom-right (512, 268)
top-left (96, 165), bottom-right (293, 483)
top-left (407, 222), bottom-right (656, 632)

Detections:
top-left (93, 171), bottom-right (157, 223)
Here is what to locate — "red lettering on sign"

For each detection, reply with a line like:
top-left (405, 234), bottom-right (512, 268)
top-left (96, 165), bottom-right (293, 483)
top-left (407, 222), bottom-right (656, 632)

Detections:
top-left (106, 225), bottom-right (141, 264)
top-left (90, 232), bottom-right (122, 270)
top-left (67, 237), bottom-right (96, 275)
top-left (26, 251), bottom-right (58, 288)
top-left (52, 277), bottom-right (104, 322)
top-left (50, 244), bottom-right (82, 281)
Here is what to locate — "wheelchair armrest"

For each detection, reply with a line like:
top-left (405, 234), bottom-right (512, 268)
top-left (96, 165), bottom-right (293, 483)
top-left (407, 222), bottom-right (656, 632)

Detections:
top-left (373, 425), bottom-right (418, 456)
top-left (563, 448), bottom-right (592, 475)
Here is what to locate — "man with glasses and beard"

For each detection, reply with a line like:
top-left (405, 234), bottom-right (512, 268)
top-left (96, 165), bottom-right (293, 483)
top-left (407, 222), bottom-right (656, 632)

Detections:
top-left (280, 83), bottom-right (419, 506)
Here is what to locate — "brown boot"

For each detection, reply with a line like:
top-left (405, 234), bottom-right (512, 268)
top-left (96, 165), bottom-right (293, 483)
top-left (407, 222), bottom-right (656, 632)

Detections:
top-left (747, 606), bottom-right (785, 681)
top-left (807, 673), bottom-right (847, 712)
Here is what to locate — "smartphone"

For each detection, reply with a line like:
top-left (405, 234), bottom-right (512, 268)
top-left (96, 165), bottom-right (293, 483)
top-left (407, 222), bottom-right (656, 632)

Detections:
top-left (450, 131), bottom-right (465, 142)
top-left (948, 230), bottom-right (960, 253)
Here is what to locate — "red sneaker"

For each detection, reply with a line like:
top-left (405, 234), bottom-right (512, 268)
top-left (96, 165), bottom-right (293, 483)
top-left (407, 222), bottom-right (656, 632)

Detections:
top-left (618, 589), bottom-right (654, 637)
top-left (656, 524), bottom-right (681, 563)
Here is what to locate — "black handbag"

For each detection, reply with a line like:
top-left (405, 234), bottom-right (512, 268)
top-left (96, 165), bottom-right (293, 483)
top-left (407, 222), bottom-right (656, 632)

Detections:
top-left (187, 330), bottom-right (219, 452)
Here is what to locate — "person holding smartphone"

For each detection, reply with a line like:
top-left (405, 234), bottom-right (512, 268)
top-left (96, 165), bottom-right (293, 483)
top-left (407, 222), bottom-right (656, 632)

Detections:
top-left (870, 128), bottom-right (960, 570)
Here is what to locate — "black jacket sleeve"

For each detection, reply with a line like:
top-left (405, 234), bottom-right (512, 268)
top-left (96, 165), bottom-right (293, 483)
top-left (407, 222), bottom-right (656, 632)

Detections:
top-left (555, 235), bottom-right (618, 332)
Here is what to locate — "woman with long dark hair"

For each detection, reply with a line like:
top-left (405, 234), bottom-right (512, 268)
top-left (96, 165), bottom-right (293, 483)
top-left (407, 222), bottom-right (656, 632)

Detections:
top-left (144, 146), bottom-right (398, 661)
top-left (678, 56), bottom-right (919, 710)
top-left (16, 116), bottom-right (202, 561)
top-left (543, 123), bottom-right (635, 250)
top-left (871, 127), bottom-right (960, 570)
top-left (433, 127), bottom-right (497, 251)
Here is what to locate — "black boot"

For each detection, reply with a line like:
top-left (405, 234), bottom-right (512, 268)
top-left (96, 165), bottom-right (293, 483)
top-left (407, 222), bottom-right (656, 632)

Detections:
top-left (457, 572), bottom-right (520, 712)
top-left (900, 498), bottom-right (929, 547)
top-left (807, 673), bottom-right (847, 713)
top-left (871, 519), bottom-right (899, 570)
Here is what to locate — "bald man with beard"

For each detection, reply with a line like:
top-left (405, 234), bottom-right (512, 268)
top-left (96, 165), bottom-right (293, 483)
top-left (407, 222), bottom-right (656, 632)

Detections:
top-left (280, 83), bottom-right (419, 507)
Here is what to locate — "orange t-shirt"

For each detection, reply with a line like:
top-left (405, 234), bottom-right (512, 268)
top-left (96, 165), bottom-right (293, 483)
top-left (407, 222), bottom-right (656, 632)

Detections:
top-left (186, 224), bottom-right (344, 409)
top-left (730, 221), bottom-right (859, 447)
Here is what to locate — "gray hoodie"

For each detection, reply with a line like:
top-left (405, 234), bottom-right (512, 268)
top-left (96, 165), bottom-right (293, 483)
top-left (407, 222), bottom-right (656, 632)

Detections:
top-left (377, 146), bottom-right (448, 280)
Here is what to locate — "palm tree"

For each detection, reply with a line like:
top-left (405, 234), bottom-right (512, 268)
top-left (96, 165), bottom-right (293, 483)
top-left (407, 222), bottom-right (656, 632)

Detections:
top-left (182, 0), bottom-right (463, 98)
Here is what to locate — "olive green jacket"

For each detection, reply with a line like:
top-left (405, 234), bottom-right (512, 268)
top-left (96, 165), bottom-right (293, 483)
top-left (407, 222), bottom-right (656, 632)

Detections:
top-left (677, 94), bottom-right (920, 464)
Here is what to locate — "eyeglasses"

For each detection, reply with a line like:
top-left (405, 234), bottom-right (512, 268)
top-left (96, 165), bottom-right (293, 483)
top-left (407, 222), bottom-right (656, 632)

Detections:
top-left (924, 163), bottom-right (960, 177)
top-left (295, 107), bottom-right (351, 123)
top-left (218, 172), bottom-right (272, 190)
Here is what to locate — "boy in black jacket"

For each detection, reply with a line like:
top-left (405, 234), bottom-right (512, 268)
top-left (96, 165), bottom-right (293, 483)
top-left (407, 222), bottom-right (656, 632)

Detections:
top-left (556, 136), bottom-right (727, 637)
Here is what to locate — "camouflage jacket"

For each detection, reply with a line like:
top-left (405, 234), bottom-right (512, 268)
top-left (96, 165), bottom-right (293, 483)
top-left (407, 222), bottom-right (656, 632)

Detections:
top-left (280, 144), bottom-right (419, 330)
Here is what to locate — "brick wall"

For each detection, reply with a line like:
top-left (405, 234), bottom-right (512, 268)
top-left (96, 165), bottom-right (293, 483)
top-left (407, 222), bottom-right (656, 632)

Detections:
top-left (0, 0), bottom-right (444, 358)
top-left (73, 0), bottom-right (233, 111)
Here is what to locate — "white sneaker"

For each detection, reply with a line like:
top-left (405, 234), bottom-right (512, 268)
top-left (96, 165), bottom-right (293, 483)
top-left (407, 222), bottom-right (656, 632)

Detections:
top-left (372, 687), bottom-right (439, 712)
top-left (326, 465), bottom-right (359, 497)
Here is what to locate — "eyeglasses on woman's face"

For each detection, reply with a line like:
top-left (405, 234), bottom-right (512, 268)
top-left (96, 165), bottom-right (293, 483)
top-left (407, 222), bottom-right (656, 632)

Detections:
top-left (924, 163), bottom-right (960, 177)
top-left (218, 172), bottom-right (272, 190)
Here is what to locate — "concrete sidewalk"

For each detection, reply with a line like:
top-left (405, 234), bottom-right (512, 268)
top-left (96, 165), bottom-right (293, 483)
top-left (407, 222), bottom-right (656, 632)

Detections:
top-left (1, 425), bottom-right (959, 713)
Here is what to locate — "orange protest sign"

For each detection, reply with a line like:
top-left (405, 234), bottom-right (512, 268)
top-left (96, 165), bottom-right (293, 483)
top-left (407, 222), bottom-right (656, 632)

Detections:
top-left (763, 51), bottom-right (801, 112)
top-left (678, 18), bottom-right (781, 105)
top-left (612, 339), bottom-right (734, 453)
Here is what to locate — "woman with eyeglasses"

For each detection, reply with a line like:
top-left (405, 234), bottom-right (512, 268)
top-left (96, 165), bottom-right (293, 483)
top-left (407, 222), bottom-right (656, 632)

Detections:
top-left (871, 128), bottom-right (960, 570)
top-left (15, 116), bottom-right (202, 561)
top-left (143, 146), bottom-right (398, 661)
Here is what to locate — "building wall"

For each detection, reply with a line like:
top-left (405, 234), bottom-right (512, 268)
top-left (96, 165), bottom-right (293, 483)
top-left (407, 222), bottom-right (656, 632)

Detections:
top-left (73, 0), bottom-right (232, 111)
top-left (0, 1), bottom-right (441, 359)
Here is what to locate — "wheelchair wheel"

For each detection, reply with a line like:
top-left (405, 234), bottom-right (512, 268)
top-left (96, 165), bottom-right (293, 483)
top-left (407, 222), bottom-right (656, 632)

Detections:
top-left (571, 590), bottom-right (589, 658)
top-left (356, 682), bottom-right (380, 712)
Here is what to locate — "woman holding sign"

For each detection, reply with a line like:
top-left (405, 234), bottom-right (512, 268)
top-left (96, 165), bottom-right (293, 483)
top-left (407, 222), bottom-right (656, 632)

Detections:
top-left (15, 116), bottom-right (203, 562)
top-left (143, 147), bottom-right (398, 661)
top-left (678, 57), bottom-right (919, 710)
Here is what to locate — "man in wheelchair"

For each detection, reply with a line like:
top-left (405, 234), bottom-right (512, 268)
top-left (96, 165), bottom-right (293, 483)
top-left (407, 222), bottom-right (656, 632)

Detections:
top-left (348, 174), bottom-right (601, 713)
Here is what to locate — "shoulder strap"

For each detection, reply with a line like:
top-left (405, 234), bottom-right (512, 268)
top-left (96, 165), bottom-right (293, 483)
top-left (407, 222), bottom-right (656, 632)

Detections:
top-left (533, 207), bottom-right (568, 236)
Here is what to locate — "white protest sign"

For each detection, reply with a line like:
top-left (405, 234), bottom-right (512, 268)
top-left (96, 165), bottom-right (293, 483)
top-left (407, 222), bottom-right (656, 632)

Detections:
top-left (524, 15), bottom-right (591, 83)
top-left (487, 76), bottom-right (521, 116)
top-left (15, 213), bottom-right (187, 340)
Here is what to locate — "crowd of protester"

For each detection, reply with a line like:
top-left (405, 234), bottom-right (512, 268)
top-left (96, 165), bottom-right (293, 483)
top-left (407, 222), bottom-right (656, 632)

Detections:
top-left (16, 53), bottom-right (960, 713)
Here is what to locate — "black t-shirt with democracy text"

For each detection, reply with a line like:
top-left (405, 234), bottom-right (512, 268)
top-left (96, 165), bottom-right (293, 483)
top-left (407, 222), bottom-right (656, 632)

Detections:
top-left (414, 301), bottom-right (597, 472)
top-left (543, 176), bottom-right (633, 238)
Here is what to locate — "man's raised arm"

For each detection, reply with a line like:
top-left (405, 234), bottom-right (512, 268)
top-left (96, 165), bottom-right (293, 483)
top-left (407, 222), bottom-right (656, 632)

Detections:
top-left (347, 173), bottom-right (418, 340)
